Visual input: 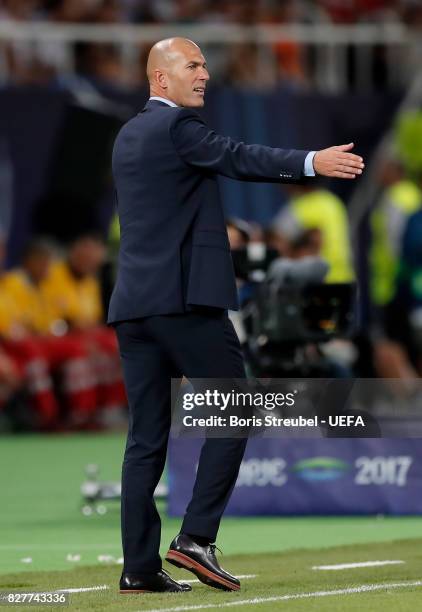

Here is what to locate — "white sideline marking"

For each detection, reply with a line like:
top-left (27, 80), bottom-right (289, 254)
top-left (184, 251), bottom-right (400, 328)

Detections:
top-left (313, 560), bottom-right (405, 571)
top-left (0, 544), bottom-right (120, 550)
top-left (139, 580), bottom-right (422, 612)
top-left (50, 577), bottom-right (255, 594)
top-left (55, 585), bottom-right (109, 594)
top-left (183, 575), bottom-right (256, 584)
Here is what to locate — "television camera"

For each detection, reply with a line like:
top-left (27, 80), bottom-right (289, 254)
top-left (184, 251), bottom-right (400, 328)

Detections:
top-left (231, 246), bottom-right (356, 377)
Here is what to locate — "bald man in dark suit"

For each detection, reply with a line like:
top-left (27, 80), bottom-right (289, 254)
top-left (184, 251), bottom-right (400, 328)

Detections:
top-left (109, 37), bottom-right (365, 594)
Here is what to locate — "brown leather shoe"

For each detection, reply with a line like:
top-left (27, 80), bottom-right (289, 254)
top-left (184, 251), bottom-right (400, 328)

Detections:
top-left (166, 534), bottom-right (240, 591)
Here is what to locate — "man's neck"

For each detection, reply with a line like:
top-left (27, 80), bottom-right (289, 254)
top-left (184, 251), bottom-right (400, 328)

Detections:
top-left (149, 95), bottom-right (178, 107)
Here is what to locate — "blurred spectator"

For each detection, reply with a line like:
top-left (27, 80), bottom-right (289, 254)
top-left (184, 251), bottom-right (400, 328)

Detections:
top-left (369, 159), bottom-right (421, 308)
top-left (35, 1), bottom-right (125, 86)
top-left (195, 0), bottom-right (228, 23)
top-left (273, 40), bottom-right (307, 87)
top-left (269, 1), bottom-right (309, 87)
top-left (264, 225), bottom-right (290, 258)
top-left (42, 0), bottom-right (98, 22)
top-left (0, 0), bottom-right (54, 84)
top-left (219, 2), bottom-right (308, 88)
top-left (369, 109), bottom-right (422, 380)
top-left (271, 185), bottom-right (355, 283)
top-left (94, 0), bottom-right (124, 23)
top-left (222, 42), bottom-right (277, 89)
top-left (371, 206), bottom-right (422, 381)
top-left (0, 0), bottom-right (106, 85)
top-left (0, 0), bottom-right (416, 89)
top-left (285, 228), bottom-right (323, 259)
top-left (0, 239), bottom-right (100, 430)
top-left (399, 0), bottom-right (422, 27)
top-left (40, 234), bottom-right (127, 419)
top-left (0, 0), bottom-right (408, 26)
top-left (395, 110), bottom-right (422, 178)
top-left (73, 41), bottom-right (126, 87)
top-left (223, 0), bottom-right (265, 24)
top-left (173, 0), bottom-right (206, 23)
top-left (0, 235), bottom-right (127, 430)
top-left (370, 112), bottom-right (422, 312)
top-left (1, 239), bottom-right (57, 335)
top-left (317, 0), bottom-right (398, 23)
top-left (41, 234), bottom-right (106, 329)
top-left (123, 0), bottom-right (167, 23)
top-left (0, 0), bottom-right (41, 20)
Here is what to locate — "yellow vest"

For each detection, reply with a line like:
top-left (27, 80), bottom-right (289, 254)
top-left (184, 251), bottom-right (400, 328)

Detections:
top-left (369, 180), bottom-right (422, 306)
top-left (289, 190), bottom-right (355, 283)
top-left (0, 275), bottom-right (23, 336)
top-left (0, 270), bottom-right (54, 335)
top-left (40, 260), bottom-right (103, 328)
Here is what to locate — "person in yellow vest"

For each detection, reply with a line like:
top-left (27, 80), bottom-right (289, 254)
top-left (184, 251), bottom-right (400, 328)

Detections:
top-left (369, 158), bottom-right (422, 380)
top-left (370, 112), bottom-right (422, 381)
top-left (0, 240), bottom-right (61, 428)
top-left (1, 240), bottom-right (57, 335)
top-left (40, 234), bottom-right (127, 414)
top-left (40, 235), bottom-right (105, 330)
top-left (270, 185), bottom-right (356, 375)
top-left (369, 160), bottom-right (422, 308)
top-left (0, 240), bottom-right (99, 430)
top-left (271, 184), bottom-right (355, 283)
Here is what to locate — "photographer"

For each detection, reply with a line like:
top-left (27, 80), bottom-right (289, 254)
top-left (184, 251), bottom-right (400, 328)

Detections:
top-left (228, 219), bottom-right (356, 378)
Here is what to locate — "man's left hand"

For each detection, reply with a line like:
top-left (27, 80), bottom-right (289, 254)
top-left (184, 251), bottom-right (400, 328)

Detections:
top-left (313, 143), bottom-right (364, 179)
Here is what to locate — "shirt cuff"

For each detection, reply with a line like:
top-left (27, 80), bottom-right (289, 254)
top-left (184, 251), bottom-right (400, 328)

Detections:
top-left (303, 151), bottom-right (316, 176)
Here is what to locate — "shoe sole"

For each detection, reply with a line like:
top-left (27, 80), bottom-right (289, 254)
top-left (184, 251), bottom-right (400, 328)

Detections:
top-left (166, 550), bottom-right (240, 592)
top-left (120, 589), bottom-right (188, 594)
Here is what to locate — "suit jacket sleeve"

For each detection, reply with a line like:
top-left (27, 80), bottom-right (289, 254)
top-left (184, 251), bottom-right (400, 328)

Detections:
top-left (170, 108), bottom-right (309, 182)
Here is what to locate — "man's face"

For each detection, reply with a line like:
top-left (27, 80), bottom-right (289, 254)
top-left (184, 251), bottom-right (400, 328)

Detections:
top-left (69, 238), bottom-right (106, 277)
top-left (165, 44), bottom-right (209, 108)
top-left (25, 253), bottom-right (51, 284)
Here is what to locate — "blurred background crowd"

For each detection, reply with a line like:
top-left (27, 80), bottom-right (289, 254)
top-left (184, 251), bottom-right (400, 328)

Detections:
top-left (1, 0), bottom-right (422, 90)
top-left (1, 0), bottom-right (422, 432)
top-left (3, 0), bottom-right (422, 23)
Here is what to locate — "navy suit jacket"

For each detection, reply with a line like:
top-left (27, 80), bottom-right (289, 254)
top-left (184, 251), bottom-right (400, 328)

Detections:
top-left (107, 99), bottom-right (309, 323)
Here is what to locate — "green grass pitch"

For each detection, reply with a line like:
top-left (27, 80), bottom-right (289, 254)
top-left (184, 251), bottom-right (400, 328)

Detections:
top-left (0, 433), bottom-right (421, 610)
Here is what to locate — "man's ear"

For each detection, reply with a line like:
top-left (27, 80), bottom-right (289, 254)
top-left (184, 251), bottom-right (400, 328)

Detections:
top-left (156, 70), bottom-right (168, 90)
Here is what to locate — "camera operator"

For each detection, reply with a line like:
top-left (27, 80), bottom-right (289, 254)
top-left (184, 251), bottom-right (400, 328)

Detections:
top-left (227, 219), bottom-right (356, 378)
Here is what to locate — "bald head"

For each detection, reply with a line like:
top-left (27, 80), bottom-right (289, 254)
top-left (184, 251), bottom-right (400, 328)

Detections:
top-left (147, 38), bottom-right (209, 108)
top-left (147, 38), bottom-right (199, 83)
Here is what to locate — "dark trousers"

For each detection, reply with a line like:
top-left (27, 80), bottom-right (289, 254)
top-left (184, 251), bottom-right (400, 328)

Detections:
top-left (115, 309), bottom-right (247, 574)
